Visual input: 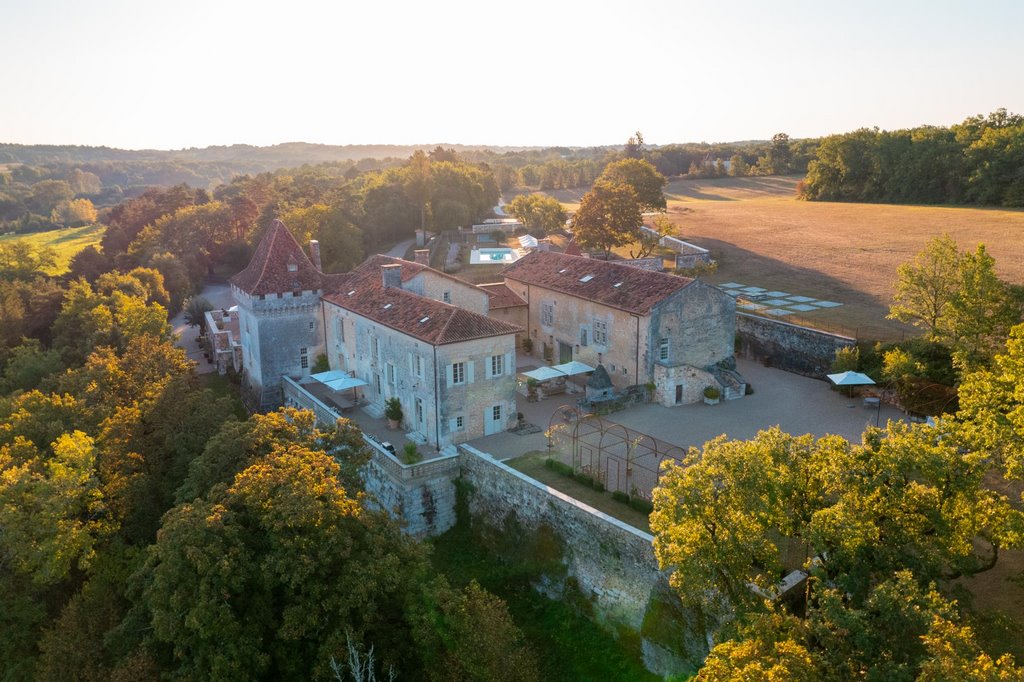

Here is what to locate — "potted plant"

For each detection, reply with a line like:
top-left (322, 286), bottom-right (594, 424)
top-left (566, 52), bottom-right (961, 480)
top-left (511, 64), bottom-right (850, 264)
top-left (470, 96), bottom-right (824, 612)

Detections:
top-left (644, 381), bottom-right (656, 402)
top-left (526, 378), bottom-right (539, 402)
top-left (384, 397), bottom-right (403, 429)
top-left (703, 386), bottom-right (721, 405)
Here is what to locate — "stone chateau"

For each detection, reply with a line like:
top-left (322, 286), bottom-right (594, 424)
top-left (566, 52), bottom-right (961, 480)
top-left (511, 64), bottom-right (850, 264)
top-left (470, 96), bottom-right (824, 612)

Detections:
top-left (230, 220), bottom-right (740, 447)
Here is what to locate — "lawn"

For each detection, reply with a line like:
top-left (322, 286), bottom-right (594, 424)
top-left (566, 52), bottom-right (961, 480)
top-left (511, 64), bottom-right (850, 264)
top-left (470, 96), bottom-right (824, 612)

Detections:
top-left (0, 223), bottom-right (106, 275)
top-left (505, 451), bottom-right (651, 533)
top-left (542, 177), bottom-right (1024, 341)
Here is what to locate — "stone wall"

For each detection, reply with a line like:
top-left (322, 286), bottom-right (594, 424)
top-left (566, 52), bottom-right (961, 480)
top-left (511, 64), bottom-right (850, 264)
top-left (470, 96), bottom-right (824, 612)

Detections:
top-left (458, 446), bottom-right (703, 675)
top-left (459, 445), bottom-right (659, 629)
top-left (736, 312), bottom-right (855, 377)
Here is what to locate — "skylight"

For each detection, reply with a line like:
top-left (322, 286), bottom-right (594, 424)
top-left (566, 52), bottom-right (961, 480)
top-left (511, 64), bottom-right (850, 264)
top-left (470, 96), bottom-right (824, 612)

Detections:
top-left (613, 282), bottom-right (623, 287)
top-left (383, 303), bottom-right (392, 310)
top-left (347, 290), bottom-right (355, 296)
top-left (558, 268), bottom-right (568, 274)
top-left (579, 275), bottom-right (594, 283)
top-left (419, 316), bottom-right (430, 323)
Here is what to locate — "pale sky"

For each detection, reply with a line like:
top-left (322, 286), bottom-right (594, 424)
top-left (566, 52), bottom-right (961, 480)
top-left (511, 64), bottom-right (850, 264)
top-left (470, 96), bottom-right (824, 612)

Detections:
top-left (3, 0), bottom-right (1023, 149)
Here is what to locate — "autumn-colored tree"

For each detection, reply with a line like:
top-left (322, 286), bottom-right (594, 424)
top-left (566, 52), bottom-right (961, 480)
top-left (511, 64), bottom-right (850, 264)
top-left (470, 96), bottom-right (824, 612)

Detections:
top-left (0, 240), bottom-right (57, 280)
top-left (51, 197), bottom-right (98, 226)
top-left (137, 443), bottom-right (426, 680)
top-left (571, 180), bottom-right (642, 259)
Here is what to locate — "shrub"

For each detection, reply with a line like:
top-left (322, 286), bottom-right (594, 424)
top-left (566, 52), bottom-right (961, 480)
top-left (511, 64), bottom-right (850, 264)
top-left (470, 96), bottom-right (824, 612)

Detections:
top-left (745, 383), bottom-right (754, 395)
top-left (629, 497), bottom-right (654, 514)
top-left (522, 337), bottom-right (533, 354)
top-left (545, 459), bottom-right (573, 477)
top-left (612, 490), bottom-right (630, 504)
top-left (574, 472), bottom-right (595, 487)
top-left (403, 441), bottom-right (421, 464)
top-left (703, 386), bottom-right (721, 400)
top-left (592, 480), bottom-right (605, 493)
top-left (831, 345), bottom-right (861, 374)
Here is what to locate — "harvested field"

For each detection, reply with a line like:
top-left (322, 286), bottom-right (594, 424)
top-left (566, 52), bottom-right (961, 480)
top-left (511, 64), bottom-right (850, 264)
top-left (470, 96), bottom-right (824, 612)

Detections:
top-left (542, 177), bottom-right (1024, 341)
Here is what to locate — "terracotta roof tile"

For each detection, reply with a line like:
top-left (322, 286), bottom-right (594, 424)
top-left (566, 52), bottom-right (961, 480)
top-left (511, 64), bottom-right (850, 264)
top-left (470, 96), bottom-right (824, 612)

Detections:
top-left (502, 250), bottom-right (692, 315)
top-left (230, 220), bottom-right (324, 296)
top-left (478, 282), bottom-right (527, 309)
top-left (323, 258), bottom-right (521, 345)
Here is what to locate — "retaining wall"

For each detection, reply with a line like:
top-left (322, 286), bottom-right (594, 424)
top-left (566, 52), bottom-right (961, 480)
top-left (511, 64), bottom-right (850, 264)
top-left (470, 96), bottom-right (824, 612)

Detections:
top-left (736, 312), bottom-right (855, 377)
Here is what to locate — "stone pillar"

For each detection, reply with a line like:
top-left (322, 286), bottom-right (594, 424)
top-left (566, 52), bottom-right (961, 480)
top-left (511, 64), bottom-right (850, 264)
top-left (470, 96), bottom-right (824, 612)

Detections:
top-left (415, 229), bottom-right (427, 247)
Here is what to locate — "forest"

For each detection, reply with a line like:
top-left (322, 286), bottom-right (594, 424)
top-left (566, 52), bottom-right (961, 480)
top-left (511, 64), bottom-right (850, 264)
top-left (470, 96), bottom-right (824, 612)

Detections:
top-left (800, 109), bottom-right (1024, 206)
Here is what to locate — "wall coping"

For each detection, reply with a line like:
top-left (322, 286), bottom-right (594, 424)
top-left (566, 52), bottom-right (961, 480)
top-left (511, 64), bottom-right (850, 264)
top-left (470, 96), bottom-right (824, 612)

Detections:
top-left (736, 311), bottom-right (855, 342)
top-left (458, 444), bottom-right (655, 543)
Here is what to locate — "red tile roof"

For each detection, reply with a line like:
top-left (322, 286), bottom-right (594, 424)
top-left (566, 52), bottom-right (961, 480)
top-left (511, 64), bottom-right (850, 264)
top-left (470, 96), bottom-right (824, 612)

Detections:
top-left (322, 258), bottom-right (521, 345)
top-left (502, 250), bottom-right (692, 315)
top-left (478, 282), bottom-right (527, 309)
top-left (230, 220), bottom-right (324, 296)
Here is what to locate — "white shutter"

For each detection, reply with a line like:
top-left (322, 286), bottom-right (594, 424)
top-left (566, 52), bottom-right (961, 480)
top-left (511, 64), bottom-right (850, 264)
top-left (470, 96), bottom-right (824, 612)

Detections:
top-left (446, 364), bottom-right (454, 387)
top-left (466, 360), bottom-right (474, 384)
top-left (504, 353), bottom-right (512, 376)
top-left (408, 353), bottom-right (413, 376)
top-left (448, 418), bottom-right (458, 433)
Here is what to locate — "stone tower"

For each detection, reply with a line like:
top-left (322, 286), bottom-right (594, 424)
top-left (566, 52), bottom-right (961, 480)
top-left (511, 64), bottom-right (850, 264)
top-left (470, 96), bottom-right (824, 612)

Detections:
top-left (230, 220), bottom-right (326, 411)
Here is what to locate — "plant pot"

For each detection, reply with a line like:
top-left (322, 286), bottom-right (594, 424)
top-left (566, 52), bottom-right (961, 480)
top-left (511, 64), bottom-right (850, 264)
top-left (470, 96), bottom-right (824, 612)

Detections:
top-left (703, 397), bottom-right (719, 405)
top-left (387, 418), bottom-right (400, 430)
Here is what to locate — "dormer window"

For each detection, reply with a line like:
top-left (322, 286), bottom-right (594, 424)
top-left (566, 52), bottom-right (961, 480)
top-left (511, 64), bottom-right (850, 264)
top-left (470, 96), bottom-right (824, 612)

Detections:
top-left (287, 262), bottom-right (298, 272)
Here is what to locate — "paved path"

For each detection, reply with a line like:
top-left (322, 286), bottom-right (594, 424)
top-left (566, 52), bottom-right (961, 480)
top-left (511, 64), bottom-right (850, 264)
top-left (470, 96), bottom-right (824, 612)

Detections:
top-left (384, 239), bottom-right (414, 258)
top-left (170, 281), bottom-right (234, 374)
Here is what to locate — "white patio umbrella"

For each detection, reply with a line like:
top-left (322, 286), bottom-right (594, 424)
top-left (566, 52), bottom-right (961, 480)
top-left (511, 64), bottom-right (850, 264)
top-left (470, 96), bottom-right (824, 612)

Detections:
top-left (552, 360), bottom-right (594, 393)
top-left (826, 371), bottom-right (875, 387)
top-left (827, 371), bottom-right (881, 425)
top-left (522, 366), bottom-right (566, 382)
top-left (312, 369), bottom-right (369, 403)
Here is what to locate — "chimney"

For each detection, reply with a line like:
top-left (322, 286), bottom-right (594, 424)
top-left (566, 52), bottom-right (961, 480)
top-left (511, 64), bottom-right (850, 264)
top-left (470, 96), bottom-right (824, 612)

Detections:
top-left (414, 249), bottom-right (430, 265)
top-left (381, 263), bottom-right (403, 289)
top-left (308, 239), bottom-right (322, 271)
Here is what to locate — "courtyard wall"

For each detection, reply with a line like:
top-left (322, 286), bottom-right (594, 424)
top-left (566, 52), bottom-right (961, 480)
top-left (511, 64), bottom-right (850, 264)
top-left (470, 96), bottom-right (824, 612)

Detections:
top-left (736, 312), bottom-right (855, 377)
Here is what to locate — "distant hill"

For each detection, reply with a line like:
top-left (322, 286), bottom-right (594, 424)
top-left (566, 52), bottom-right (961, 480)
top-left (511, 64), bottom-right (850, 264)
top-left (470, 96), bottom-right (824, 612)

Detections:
top-left (0, 142), bottom-right (544, 167)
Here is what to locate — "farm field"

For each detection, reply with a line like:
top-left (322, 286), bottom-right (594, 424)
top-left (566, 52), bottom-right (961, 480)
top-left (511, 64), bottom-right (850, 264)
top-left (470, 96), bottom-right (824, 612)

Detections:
top-left (544, 177), bottom-right (1024, 341)
top-left (0, 223), bottom-right (105, 275)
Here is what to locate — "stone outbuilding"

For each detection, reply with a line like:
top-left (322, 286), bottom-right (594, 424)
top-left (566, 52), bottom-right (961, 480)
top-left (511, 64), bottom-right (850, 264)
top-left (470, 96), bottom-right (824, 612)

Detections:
top-left (500, 250), bottom-right (743, 406)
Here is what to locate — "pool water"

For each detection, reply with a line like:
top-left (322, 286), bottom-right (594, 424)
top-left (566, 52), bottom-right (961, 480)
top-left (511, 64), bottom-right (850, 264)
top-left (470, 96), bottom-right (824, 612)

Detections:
top-left (469, 247), bottom-right (520, 265)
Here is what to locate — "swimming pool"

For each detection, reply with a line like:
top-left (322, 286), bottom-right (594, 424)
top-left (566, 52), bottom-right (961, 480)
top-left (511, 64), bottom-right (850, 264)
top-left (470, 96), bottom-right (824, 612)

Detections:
top-left (469, 247), bottom-right (522, 265)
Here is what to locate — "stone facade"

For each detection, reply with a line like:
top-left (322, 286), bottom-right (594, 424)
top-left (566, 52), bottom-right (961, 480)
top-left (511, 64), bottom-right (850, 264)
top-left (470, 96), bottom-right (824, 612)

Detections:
top-left (736, 312), bottom-right (855, 377)
top-left (322, 294), bottom-right (517, 449)
top-left (504, 269), bottom-right (736, 406)
top-left (233, 285), bottom-right (324, 410)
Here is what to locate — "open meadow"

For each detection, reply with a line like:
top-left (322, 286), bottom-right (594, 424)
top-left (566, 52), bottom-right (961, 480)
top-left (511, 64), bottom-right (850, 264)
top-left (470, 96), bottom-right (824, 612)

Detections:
top-left (0, 223), bottom-right (106, 275)
top-left (546, 177), bottom-right (1024, 341)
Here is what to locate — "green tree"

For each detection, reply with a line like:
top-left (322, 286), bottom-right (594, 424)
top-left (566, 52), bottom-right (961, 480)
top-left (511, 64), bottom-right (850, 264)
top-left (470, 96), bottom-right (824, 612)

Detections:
top-left (630, 214), bottom-right (673, 259)
top-left (888, 234), bottom-right (963, 339)
top-left (136, 442), bottom-right (427, 680)
top-left (570, 180), bottom-right (642, 259)
top-left (0, 240), bottom-right (57, 280)
top-left (944, 244), bottom-right (1021, 366)
top-left (182, 295), bottom-right (213, 336)
top-left (0, 338), bottom-right (63, 394)
top-left (597, 158), bottom-right (667, 212)
top-left (505, 193), bottom-right (566, 234)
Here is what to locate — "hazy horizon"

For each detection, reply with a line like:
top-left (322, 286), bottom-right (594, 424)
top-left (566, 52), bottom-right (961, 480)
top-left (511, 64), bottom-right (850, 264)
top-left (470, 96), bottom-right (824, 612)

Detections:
top-left (4, 0), bottom-right (1023, 150)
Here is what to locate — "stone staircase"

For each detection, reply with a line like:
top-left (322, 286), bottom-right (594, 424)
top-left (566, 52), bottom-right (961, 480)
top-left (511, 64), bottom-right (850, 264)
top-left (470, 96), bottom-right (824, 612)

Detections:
top-left (361, 401), bottom-right (384, 418)
top-left (713, 367), bottom-right (746, 400)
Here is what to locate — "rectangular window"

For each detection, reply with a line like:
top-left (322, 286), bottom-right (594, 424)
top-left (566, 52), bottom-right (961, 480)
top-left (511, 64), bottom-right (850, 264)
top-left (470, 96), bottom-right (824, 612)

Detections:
top-left (300, 347), bottom-right (309, 369)
top-left (443, 291), bottom-right (451, 304)
top-left (592, 319), bottom-right (608, 345)
top-left (490, 354), bottom-right (504, 377)
top-left (659, 337), bottom-right (670, 361)
top-left (541, 302), bottom-right (554, 326)
top-left (309, 321), bottom-right (314, 330)
top-left (387, 363), bottom-right (395, 385)
top-left (452, 362), bottom-right (465, 385)
top-left (492, 405), bottom-right (502, 422)
top-left (456, 416), bottom-right (464, 431)
top-left (371, 336), bottom-right (378, 363)
top-left (337, 318), bottom-right (345, 343)
top-left (414, 354), bottom-right (423, 378)
top-left (580, 328), bottom-right (588, 347)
